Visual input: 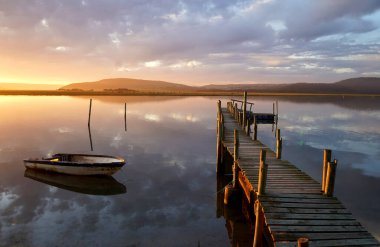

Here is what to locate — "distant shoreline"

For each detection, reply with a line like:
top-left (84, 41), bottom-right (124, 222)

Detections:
top-left (0, 90), bottom-right (380, 97)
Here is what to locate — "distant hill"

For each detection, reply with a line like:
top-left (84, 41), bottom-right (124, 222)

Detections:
top-left (201, 77), bottom-right (380, 94)
top-left (60, 77), bottom-right (380, 94)
top-left (0, 83), bottom-right (63, 90)
top-left (60, 78), bottom-right (196, 92)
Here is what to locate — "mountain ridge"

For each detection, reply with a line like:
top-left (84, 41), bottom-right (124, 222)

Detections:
top-left (60, 77), bottom-right (380, 94)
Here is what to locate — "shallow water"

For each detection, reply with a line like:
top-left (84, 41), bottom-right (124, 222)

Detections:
top-left (0, 95), bottom-right (379, 246)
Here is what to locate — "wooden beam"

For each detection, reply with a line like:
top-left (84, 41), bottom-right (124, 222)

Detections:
top-left (258, 149), bottom-right (268, 195)
top-left (322, 149), bottom-right (331, 192)
top-left (325, 159), bottom-right (338, 197)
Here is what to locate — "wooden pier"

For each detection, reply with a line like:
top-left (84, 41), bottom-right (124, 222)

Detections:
top-left (216, 95), bottom-right (379, 247)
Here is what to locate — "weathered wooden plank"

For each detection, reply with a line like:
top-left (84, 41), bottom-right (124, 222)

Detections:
top-left (262, 193), bottom-right (333, 199)
top-left (273, 232), bottom-right (375, 242)
top-left (261, 202), bottom-right (345, 209)
top-left (276, 238), bottom-right (379, 247)
top-left (270, 225), bottom-right (367, 232)
top-left (265, 213), bottom-right (354, 220)
top-left (308, 239), bottom-right (380, 247)
top-left (260, 197), bottom-right (340, 204)
top-left (264, 189), bottom-right (322, 194)
top-left (249, 180), bottom-right (319, 185)
top-left (243, 167), bottom-right (303, 171)
top-left (266, 219), bottom-right (360, 226)
top-left (263, 207), bottom-right (350, 214)
top-left (256, 182), bottom-right (318, 187)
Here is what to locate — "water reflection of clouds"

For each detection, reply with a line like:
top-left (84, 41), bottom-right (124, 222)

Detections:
top-left (331, 112), bottom-right (353, 120)
top-left (50, 127), bottom-right (74, 134)
top-left (365, 111), bottom-right (380, 120)
top-left (284, 125), bottom-right (320, 134)
top-left (0, 191), bottom-right (19, 211)
top-left (144, 113), bottom-right (161, 122)
top-left (110, 133), bottom-right (123, 148)
top-left (170, 113), bottom-right (199, 123)
top-left (339, 139), bottom-right (380, 156)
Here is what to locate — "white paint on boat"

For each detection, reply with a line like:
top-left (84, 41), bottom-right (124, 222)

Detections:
top-left (24, 161), bottom-right (122, 175)
top-left (24, 153), bottom-right (125, 176)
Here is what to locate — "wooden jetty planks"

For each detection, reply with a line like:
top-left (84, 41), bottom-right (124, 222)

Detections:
top-left (219, 106), bottom-right (380, 246)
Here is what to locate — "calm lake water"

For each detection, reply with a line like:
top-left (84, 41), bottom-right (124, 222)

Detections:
top-left (0, 95), bottom-right (379, 246)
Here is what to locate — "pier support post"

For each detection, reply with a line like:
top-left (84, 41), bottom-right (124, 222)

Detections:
top-left (253, 200), bottom-right (263, 247)
top-left (276, 129), bottom-right (282, 159)
top-left (216, 100), bottom-right (222, 173)
top-left (124, 103), bottom-right (127, 132)
top-left (233, 129), bottom-right (239, 189)
top-left (217, 100), bottom-right (221, 134)
top-left (322, 149), bottom-right (331, 192)
top-left (216, 101), bottom-right (223, 173)
top-left (253, 116), bottom-right (257, 141)
top-left (242, 91), bottom-right (247, 128)
top-left (298, 238), bottom-right (309, 247)
top-left (224, 184), bottom-right (233, 205)
top-left (258, 149), bottom-right (268, 195)
top-left (234, 103), bottom-right (238, 120)
top-left (88, 98), bottom-right (92, 127)
top-left (325, 159), bottom-right (338, 197)
top-left (246, 119), bottom-right (250, 136)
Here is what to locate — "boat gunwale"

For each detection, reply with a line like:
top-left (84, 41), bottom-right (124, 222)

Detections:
top-left (23, 160), bottom-right (125, 168)
top-left (23, 153), bottom-right (126, 168)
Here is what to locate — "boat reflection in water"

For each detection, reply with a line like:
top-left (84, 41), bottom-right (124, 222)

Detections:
top-left (24, 168), bottom-right (127, 195)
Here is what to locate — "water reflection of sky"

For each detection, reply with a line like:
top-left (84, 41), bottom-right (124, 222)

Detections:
top-left (0, 96), bottom-right (379, 245)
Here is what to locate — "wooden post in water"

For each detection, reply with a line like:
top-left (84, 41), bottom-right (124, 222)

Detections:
top-left (87, 99), bottom-right (93, 151)
top-left (246, 119), bottom-right (250, 136)
top-left (258, 149), bottom-right (268, 195)
top-left (276, 100), bottom-right (279, 117)
top-left (88, 124), bottom-right (93, 151)
top-left (242, 91), bottom-right (247, 128)
top-left (234, 103), bottom-right (238, 120)
top-left (298, 238), bottom-right (309, 247)
top-left (253, 116), bottom-right (257, 141)
top-left (217, 100), bottom-right (221, 134)
top-left (233, 129), bottom-right (239, 188)
top-left (325, 159), bottom-right (338, 197)
top-left (220, 113), bottom-right (224, 139)
top-left (216, 101), bottom-right (222, 172)
top-left (253, 200), bottom-right (263, 247)
top-left (322, 149), bottom-right (331, 192)
top-left (276, 129), bottom-right (282, 159)
top-left (88, 98), bottom-right (92, 127)
top-left (124, 103), bottom-right (127, 132)
top-left (224, 184), bottom-right (233, 205)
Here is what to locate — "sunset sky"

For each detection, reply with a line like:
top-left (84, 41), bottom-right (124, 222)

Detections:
top-left (1, 0), bottom-right (380, 86)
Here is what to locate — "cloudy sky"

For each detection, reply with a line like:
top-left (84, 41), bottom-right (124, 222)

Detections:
top-left (1, 0), bottom-right (380, 85)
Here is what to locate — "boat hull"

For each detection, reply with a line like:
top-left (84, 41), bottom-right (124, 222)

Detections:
top-left (24, 161), bottom-right (122, 175)
top-left (24, 153), bottom-right (125, 176)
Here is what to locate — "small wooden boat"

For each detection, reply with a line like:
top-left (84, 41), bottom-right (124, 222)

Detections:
top-left (24, 153), bottom-right (126, 176)
top-left (24, 168), bottom-right (126, 195)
